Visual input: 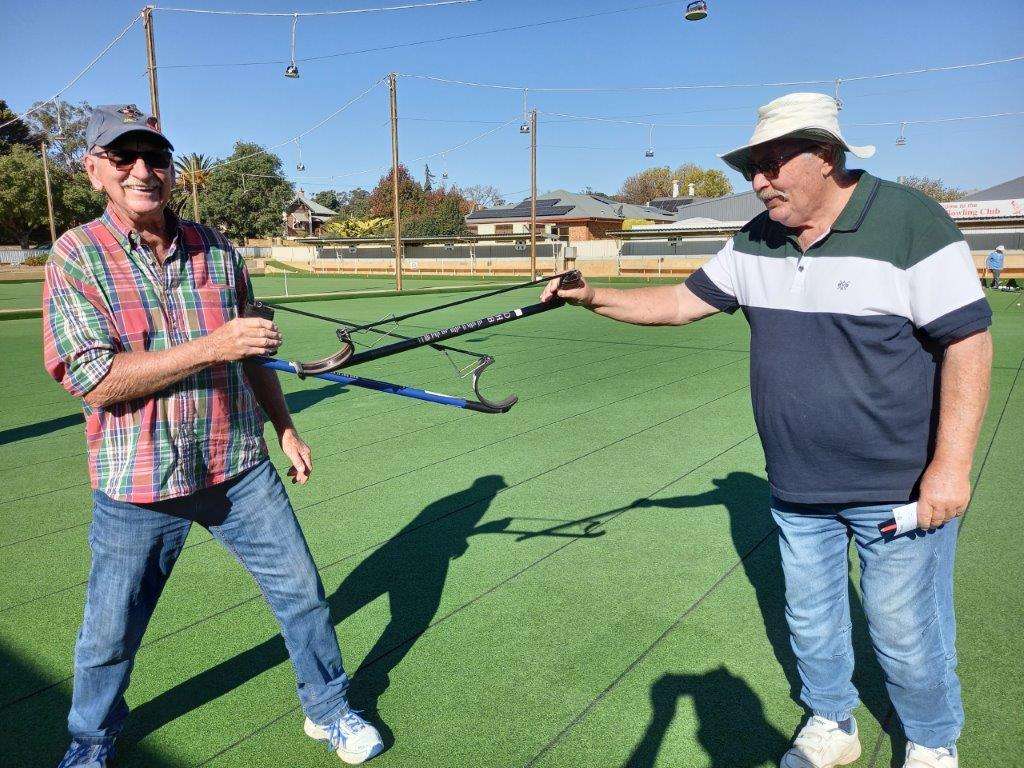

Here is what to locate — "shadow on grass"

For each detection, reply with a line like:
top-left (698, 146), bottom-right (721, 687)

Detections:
top-left (624, 666), bottom-right (789, 768)
top-left (509, 471), bottom-right (901, 765)
top-left (627, 472), bottom-right (901, 765)
top-left (0, 639), bottom-right (177, 768)
top-left (0, 382), bottom-right (342, 447)
top-left (283, 382), bottom-right (347, 414)
top-left (0, 413), bottom-right (84, 445)
top-left (122, 474), bottom-right (510, 753)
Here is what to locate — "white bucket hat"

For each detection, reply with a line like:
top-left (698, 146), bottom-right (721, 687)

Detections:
top-left (719, 92), bottom-right (875, 175)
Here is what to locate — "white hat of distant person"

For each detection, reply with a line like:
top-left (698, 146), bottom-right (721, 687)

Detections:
top-left (996, 244), bottom-right (1006, 252)
top-left (719, 92), bottom-right (875, 175)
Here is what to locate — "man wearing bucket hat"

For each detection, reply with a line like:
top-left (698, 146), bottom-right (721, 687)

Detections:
top-left (544, 93), bottom-right (992, 767)
top-left (44, 105), bottom-right (384, 767)
top-left (985, 244), bottom-right (1005, 288)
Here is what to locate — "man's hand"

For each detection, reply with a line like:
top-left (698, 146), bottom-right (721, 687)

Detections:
top-left (206, 318), bottom-right (282, 363)
top-left (280, 427), bottom-right (312, 485)
top-left (541, 274), bottom-right (595, 306)
top-left (916, 460), bottom-right (971, 529)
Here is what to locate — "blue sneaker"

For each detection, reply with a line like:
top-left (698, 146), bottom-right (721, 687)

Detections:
top-left (57, 740), bottom-right (115, 768)
top-left (304, 705), bottom-right (384, 765)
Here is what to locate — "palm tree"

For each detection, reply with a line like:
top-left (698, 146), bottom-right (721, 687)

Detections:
top-left (173, 153), bottom-right (214, 221)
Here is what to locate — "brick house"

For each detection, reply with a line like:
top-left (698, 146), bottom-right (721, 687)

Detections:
top-left (465, 190), bottom-right (676, 241)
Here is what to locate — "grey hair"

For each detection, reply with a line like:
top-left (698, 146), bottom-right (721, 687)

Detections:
top-left (817, 141), bottom-right (847, 174)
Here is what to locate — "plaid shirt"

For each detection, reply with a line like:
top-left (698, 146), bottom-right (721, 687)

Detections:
top-left (43, 206), bottom-right (268, 503)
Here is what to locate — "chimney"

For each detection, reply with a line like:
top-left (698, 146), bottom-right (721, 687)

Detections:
top-left (671, 179), bottom-right (680, 198)
top-left (688, 182), bottom-right (696, 197)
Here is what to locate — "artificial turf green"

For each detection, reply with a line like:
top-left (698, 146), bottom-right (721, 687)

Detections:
top-left (0, 284), bottom-right (1020, 767)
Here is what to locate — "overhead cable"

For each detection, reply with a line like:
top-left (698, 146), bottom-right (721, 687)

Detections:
top-left (0, 12), bottom-right (143, 131)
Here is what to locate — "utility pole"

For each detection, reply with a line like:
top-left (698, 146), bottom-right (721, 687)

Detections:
top-left (40, 142), bottom-right (57, 243)
top-left (142, 6), bottom-right (162, 127)
top-left (189, 158), bottom-right (200, 222)
top-left (529, 108), bottom-right (538, 281)
top-left (389, 73), bottom-right (403, 291)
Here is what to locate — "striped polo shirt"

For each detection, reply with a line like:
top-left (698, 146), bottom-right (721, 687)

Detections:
top-left (685, 172), bottom-right (991, 504)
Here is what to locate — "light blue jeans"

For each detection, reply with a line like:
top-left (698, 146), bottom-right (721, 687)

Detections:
top-left (68, 459), bottom-right (350, 744)
top-left (771, 498), bottom-right (963, 750)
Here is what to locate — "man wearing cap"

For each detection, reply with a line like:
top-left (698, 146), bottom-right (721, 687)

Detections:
top-left (544, 93), bottom-right (991, 768)
top-left (45, 105), bottom-right (384, 767)
top-left (985, 244), bottom-right (1005, 288)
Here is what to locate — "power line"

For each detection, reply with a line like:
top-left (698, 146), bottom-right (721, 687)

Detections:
top-left (533, 108), bottom-right (1024, 131)
top-left (0, 12), bottom-right (143, 131)
top-left (208, 77), bottom-right (387, 173)
top-left (153, 0), bottom-right (682, 69)
top-left (399, 53), bottom-right (1024, 93)
top-left (154, 0), bottom-right (477, 17)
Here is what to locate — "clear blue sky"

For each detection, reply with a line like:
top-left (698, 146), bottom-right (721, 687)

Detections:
top-left (3, 0), bottom-right (1023, 200)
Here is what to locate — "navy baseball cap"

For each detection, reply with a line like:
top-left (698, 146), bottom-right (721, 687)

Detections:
top-left (85, 104), bottom-right (173, 150)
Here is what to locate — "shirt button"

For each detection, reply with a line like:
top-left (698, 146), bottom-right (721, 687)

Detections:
top-left (798, 266), bottom-right (805, 271)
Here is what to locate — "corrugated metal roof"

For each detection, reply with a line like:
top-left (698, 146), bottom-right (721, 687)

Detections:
top-left (672, 189), bottom-right (764, 224)
top-left (466, 190), bottom-right (676, 223)
top-left (960, 176), bottom-right (1024, 201)
top-left (286, 190), bottom-right (338, 218)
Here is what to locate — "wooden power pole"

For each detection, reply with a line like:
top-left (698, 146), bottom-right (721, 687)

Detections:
top-left (529, 108), bottom-right (538, 281)
top-left (41, 142), bottom-right (57, 243)
top-left (389, 73), bottom-right (403, 292)
top-left (142, 6), bottom-right (162, 127)
top-left (189, 161), bottom-right (201, 222)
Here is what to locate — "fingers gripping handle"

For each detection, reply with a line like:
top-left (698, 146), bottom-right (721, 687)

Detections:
top-left (558, 269), bottom-right (584, 290)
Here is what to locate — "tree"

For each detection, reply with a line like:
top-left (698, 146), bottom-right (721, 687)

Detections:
top-left (0, 99), bottom-right (36, 155)
top-left (368, 164), bottom-right (427, 222)
top-left (0, 143), bottom-right (104, 247)
top-left (0, 145), bottom-right (50, 246)
top-left (312, 190), bottom-right (342, 211)
top-left (174, 153), bottom-right (215, 220)
top-left (460, 184), bottom-right (506, 209)
top-left (202, 142), bottom-right (293, 241)
top-left (673, 163), bottom-right (732, 198)
top-left (26, 99), bottom-right (92, 172)
top-left (323, 217), bottom-right (390, 238)
top-left (618, 167), bottom-right (673, 205)
top-left (899, 176), bottom-right (970, 203)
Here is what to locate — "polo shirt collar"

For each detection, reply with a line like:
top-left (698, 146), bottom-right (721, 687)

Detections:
top-left (830, 170), bottom-right (881, 232)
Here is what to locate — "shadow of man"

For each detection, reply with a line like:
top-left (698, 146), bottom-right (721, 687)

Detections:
top-left (624, 666), bottom-right (789, 768)
top-left (125, 474), bottom-right (510, 752)
top-left (630, 472), bottom-right (896, 753)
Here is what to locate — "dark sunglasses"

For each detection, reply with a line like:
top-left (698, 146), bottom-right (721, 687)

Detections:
top-left (741, 143), bottom-right (819, 182)
top-left (92, 148), bottom-right (173, 170)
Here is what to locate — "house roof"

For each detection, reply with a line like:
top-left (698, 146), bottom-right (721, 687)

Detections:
top-left (960, 175), bottom-right (1024, 201)
top-left (285, 190), bottom-right (338, 219)
top-left (648, 195), bottom-right (710, 213)
top-left (466, 190), bottom-right (677, 223)
top-left (629, 190), bottom-right (765, 232)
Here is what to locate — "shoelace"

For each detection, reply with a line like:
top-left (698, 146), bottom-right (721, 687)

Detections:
top-left (324, 708), bottom-right (368, 749)
top-left (62, 741), bottom-right (113, 767)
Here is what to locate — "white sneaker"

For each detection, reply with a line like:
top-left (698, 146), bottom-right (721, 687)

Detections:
top-left (781, 715), bottom-right (862, 768)
top-left (304, 705), bottom-right (384, 765)
top-left (904, 742), bottom-right (957, 767)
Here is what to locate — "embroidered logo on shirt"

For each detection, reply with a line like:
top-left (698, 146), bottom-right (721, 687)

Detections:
top-left (837, 280), bottom-right (851, 291)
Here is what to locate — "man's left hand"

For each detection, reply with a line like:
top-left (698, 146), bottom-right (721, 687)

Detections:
top-left (280, 427), bottom-right (312, 484)
top-left (917, 460), bottom-right (971, 529)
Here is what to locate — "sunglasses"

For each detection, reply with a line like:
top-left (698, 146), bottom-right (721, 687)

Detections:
top-left (92, 148), bottom-right (173, 170)
top-left (741, 143), bottom-right (819, 182)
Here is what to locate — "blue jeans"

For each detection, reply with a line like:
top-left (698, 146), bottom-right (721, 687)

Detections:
top-left (771, 498), bottom-right (963, 750)
top-left (68, 459), bottom-right (350, 744)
